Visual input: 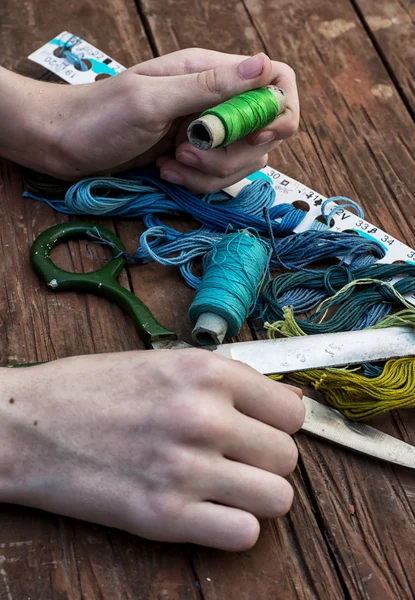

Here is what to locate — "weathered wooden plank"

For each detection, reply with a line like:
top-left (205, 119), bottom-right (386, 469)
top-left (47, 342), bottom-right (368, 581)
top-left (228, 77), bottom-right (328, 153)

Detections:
top-left (192, 470), bottom-right (345, 600)
top-left (0, 2), bottom-right (202, 598)
top-left (139, 0), bottom-right (415, 597)
top-left (1, 0), bottom-right (414, 598)
top-left (352, 0), bottom-right (415, 116)
top-left (244, 0), bottom-right (415, 595)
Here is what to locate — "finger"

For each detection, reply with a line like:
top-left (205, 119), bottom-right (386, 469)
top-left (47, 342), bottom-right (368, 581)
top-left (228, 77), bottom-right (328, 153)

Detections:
top-left (157, 154), bottom-right (269, 194)
top-left (181, 502), bottom-right (260, 551)
top-left (235, 379), bottom-right (305, 435)
top-left (224, 362), bottom-right (306, 434)
top-left (223, 412), bottom-right (299, 476)
top-left (281, 383), bottom-right (303, 399)
top-left (130, 48), bottom-right (245, 77)
top-left (148, 53), bottom-right (275, 119)
top-left (175, 138), bottom-right (282, 179)
top-left (131, 51), bottom-right (299, 141)
top-left (247, 63), bottom-right (300, 144)
top-left (205, 458), bottom-right (294, 519)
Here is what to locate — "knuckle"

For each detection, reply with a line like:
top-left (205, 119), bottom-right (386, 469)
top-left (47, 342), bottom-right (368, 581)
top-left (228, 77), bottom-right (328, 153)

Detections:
top-left (176, 404), bottom-right (216, 441)
top-left (287, 396), bottom-right (306, 434)
top-left (197, 352), bottom-right (229, 386)
top-left (197, 68), bottom-right (221, 98)
top-left (259, 154), bottom-right (268, 169)
top-left (214, 162), bottom-right (233, 179)
top-left (274, 480), bottom-right (294, 517)
top-left (182, 349), bottom-right (225, 383)
top-left (283, 438), bottom-right (299, 475)
top-left (190, 179), bottom-right (223, 194)
top-left (285, 115), bottom-right (300, 137)
top-left (174, 348), bottom-right (210, 379)
top-left (181, 47), bottom-right (205, 71)
top-left (279, 62), bottom-right (296, 80)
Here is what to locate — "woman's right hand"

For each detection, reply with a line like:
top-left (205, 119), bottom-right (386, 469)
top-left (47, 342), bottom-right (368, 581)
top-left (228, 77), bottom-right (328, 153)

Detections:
top-left (0, 349), bottom-right (304, 551)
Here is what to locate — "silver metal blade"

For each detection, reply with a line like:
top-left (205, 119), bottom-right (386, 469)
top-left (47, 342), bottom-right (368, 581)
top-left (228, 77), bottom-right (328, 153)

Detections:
top-left (212, 327), bottom-right (415, 374)
top-left (302, 396), bottom-right (415, 468)
top-left (151, 340), bottom-right (192, 351)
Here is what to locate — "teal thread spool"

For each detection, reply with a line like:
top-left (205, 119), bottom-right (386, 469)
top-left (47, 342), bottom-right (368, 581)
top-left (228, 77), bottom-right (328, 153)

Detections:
top-left (190, 232), bottom-right (269, 345)
top-left (187, 86), bottom-right (287, 150)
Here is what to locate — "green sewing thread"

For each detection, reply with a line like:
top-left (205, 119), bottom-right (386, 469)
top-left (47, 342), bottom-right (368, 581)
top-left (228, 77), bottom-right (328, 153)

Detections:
top-left (269, 358), bottom-right (415, 421)
top-left (201, 88), bottom-right (280, 147)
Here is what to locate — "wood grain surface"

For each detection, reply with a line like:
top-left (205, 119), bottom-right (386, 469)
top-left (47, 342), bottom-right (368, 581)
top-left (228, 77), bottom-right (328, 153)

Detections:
top-left (0, 0), bottom-right (414, 598)
top-left (352, 0), bottom-right (415, 116)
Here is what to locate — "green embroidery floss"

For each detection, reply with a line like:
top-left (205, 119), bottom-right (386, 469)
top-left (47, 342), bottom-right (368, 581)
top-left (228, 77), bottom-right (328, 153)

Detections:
top-left (187, 86), bottom-right (287, 150)
top-left (282, 358), bottom-right (415, 421)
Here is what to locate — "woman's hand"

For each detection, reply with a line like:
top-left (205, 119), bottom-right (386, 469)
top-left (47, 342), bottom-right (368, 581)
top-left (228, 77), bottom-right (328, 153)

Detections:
top-left (0, 49), bottom-right (299, 193)
top-left (0, 349), bottom-right (304, 551)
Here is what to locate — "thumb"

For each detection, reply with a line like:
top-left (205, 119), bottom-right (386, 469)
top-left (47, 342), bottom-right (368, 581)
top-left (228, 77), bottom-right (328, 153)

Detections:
top-left (151, 53), bottom-right (273, 119)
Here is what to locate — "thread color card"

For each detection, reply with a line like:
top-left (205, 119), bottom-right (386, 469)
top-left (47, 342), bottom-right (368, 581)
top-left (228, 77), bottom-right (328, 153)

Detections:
top-left (225, 168), bottom-right (415, 305)
top-left (28, 32), bottom-right (125, 84)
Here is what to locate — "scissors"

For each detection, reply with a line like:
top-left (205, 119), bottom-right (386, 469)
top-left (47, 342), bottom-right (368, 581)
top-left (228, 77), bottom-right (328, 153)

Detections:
top-left (30, 222), bottom-right (415, 469)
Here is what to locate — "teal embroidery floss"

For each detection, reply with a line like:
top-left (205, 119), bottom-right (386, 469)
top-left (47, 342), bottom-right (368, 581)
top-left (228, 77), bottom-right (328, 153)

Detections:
top-left (187, 87), bottom-right (287, 150)
top-left (189, 232), bottom-right (269, 345)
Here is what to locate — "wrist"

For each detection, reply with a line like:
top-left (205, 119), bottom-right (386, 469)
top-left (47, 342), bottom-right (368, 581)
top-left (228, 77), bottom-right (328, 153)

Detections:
top-left (0, 366), bottom-right (33, 503)
top-left (0, 67), bottom-right (57, 174)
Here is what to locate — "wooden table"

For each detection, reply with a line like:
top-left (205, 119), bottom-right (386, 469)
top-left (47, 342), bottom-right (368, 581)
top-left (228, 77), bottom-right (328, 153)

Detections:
top-left (0, 0), bottom-right (414, 598)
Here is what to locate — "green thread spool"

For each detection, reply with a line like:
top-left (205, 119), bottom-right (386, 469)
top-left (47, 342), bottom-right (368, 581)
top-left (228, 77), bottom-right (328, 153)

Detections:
top-left (187, 86), bottom-right (287, 150)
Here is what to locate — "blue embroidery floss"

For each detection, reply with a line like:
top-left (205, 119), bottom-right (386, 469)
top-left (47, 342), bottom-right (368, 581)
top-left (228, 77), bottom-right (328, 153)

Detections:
top-left (189, 231), bottom-right (269, 344)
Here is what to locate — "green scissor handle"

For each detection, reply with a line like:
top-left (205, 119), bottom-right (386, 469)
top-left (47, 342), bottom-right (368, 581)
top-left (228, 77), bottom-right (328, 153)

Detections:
top-left (30, 222), bottom-right (176, 347)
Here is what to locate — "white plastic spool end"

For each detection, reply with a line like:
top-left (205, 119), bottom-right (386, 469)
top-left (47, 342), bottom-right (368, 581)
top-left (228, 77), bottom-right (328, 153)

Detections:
top-left (192, 312), bottom-right (228, 346)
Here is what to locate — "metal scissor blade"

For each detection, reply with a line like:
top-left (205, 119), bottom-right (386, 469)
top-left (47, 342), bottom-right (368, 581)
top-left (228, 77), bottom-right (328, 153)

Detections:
top-left (302, 396), bottom-right (415, 468)
top-left (212, 327), bottom-right (415, 374)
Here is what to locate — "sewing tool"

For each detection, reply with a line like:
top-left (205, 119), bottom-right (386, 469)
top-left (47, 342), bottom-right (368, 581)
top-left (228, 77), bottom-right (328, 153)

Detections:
top-left (190, 232), bottom-right (269, 344)
top-left (31, 222), bottom-right (175, 346)
top-left (224, 166), bottom-right (415, 281)
top-left (214, 327), bottom-right (415, 373)
top-left (187, 86), bottom-right (287, 150)
top-left (30, 222), bottom-right (415, 468)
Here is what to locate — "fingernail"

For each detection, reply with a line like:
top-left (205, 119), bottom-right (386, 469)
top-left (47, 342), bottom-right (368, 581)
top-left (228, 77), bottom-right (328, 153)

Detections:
top-left (177, 151), bottom-right (201, 169)
top-left (253, 131), bottom-right (277, 146)
top-left (237, 53), bottom-right (265, 80)
top-left (160, 170), bottom-right (185, 186)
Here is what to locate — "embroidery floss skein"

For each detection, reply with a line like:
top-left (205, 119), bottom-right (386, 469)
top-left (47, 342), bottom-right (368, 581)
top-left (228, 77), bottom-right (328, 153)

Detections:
top-left (188, 86), bottom-right (287, 150)
top-left (25, 173), bottom-right (308, 234)
top-left (269, 358), bottom-right (415, 421)
top-left (189, 231), bottom-right (269, 344)
top-left (25, 170), bottom-right (377, 255)
top-left (259, 264), bottom-right (415, 331)
top-left (133, 223), bottom-right (385, 288)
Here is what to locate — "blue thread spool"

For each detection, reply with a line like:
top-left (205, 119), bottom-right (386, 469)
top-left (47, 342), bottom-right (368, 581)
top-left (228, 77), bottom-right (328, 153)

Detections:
top-left (189, 232), bottom-right (269, 345)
